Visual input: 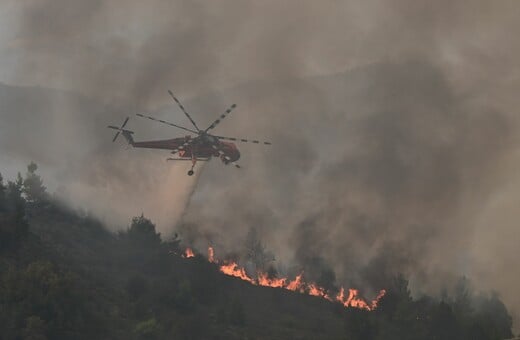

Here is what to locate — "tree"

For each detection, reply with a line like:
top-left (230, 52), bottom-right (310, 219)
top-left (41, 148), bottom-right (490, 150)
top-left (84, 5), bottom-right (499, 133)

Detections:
top-left (471, 292), bottom-right (513, 340)
top-left (4, 172), bottom-right (27, 217)
top-left (134, 318), bottom-right (161, 340)
top-left (23, 162), bottom-right (47, 203)
top-left (0, 261), bottom-right (103, 338)
top-left (0, 171), bottom-right (6, 211)
top-left (429, 301), bottom-right (461, 340)
top-left (125, 214), bottom-right (162, 246)
top-left (452, 276), bottom-right (474, 334)
top-left (0, 176), bottom-right (28, 249)
top-left (378, 273), bottom-right (413, 313)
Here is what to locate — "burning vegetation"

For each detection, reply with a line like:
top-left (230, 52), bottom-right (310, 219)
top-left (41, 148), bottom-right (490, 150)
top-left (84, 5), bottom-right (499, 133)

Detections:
top-left (0, 164), bottom-right (515, 339)
top-left (182, 247), bottom-right (195, 258)
top-left (182, 246), bottom-right (386, 311)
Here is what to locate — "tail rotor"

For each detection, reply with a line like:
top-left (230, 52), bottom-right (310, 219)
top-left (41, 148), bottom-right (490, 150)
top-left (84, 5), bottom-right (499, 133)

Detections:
top-left (108, 117), bottom-right (133, 144)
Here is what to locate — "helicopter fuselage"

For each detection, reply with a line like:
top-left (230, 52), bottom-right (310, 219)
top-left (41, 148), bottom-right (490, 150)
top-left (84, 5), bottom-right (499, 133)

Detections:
top-left (131, 136), bottom-right (240, 163)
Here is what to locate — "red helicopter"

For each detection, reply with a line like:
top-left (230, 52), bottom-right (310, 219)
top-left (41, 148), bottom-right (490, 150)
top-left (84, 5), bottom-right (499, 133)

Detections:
top-left (108, 90), bottom-right (271, 176)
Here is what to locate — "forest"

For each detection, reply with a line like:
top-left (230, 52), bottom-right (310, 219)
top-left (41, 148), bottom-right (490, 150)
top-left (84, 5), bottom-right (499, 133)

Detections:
top-left (0, 163), bottom-right (515, 339)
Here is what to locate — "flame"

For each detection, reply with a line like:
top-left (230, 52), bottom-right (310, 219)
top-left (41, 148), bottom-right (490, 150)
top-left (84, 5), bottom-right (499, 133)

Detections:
top-left (208, 246), bottom-right (215, 263)
top-left (182, 247), bottom-right (195, 258)
top-left (219, 262), bottom-right (255, 283)
top-left (308, 283), bottom-right (328, 298)
top-left (186, 247), bottom-right (386, 311)
top-left (286, 273), bottom-right (305, 292)
top-left (372, 289), bottom-right (387, 310)
top-left (257, 272), bottom-right (286, 288)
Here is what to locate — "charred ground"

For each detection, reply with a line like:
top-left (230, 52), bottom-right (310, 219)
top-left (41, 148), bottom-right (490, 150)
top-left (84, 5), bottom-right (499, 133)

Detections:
top-left (0, 165), bottom-right (514, 340)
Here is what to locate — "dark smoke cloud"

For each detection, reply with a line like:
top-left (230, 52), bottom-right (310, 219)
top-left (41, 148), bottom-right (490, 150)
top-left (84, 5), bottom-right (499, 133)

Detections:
top-left (182, 62), bottom-right (513, 293)
top-left (1, 0), bottom-right (520, 327)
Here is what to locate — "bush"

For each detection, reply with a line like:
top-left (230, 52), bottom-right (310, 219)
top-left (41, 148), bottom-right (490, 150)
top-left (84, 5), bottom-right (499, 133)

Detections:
top-left (134, 318), bottom-right (161, 339)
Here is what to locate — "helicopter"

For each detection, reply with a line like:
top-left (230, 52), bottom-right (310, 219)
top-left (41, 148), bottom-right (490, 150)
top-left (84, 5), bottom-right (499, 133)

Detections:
top-left (108, 90), bottom-right (271, 176)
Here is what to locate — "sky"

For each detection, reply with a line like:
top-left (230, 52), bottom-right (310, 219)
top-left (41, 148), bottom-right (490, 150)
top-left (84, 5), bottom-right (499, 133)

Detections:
top-left (1, 0), bottom-right (520, 327)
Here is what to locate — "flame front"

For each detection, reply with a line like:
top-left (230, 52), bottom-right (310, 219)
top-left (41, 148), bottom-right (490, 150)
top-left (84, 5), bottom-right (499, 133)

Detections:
top-left (208, 246), bottom-right (215, 263)
top-left (202, 247), bottom-right (385, 311)
top-left (219, 262), bottom-right (255, 283)
top-left (182, 248), bottom-right (195, 258)
top-left (286, 273), bottom-right (304, 292)
top-left (257, 272), bottom-right (286, 288)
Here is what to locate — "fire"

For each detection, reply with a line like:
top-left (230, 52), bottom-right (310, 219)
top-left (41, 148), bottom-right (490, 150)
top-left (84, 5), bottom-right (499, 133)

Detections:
top-left (308, 283), bottom-right (328, 298)
top-left (336, 288), bottom-right (371, 309)
top-left (219, 262), bottom-right (255, 283)
top-left (257, 272), bottom-right (286, 288)
top-left (286, 273), bottom-right (304, 292)
top-left (182, 248), bottom-right (195, 258)
top-left (208, 246), bottom-right (215, 263)
top-left (372, 289), bottom-right (387, 310)
top-left (185, 246), bottom-right (386, 311)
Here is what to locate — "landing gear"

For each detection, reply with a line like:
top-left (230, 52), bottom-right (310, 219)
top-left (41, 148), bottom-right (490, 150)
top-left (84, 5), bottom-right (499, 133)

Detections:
top-left (187, 147), bottom-right (197, 176)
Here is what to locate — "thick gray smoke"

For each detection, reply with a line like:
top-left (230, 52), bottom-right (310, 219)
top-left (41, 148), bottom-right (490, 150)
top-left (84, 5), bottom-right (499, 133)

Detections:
top-left (1, 0), bottom-right (520, 326)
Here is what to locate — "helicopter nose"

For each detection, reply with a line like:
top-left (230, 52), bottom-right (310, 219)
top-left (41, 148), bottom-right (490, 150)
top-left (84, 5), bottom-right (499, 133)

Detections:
top-left (233, 148), bottom-right (240, 161)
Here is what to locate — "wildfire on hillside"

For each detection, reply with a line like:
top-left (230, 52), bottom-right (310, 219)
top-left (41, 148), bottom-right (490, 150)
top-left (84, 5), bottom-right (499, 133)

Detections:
top-left (182, 247), bottom-right (195, 258)
top-left (181, 246), bottom-right (386, 311)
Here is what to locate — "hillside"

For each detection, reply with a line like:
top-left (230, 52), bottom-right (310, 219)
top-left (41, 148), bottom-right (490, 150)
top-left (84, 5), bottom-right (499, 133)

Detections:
top-left (0, 165), bottom-right (515, 340)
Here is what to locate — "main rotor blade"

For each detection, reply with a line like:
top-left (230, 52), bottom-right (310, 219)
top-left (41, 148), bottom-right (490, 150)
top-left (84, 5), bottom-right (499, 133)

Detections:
top-left (168, 90), bottom-right (200, 131)
top-left (215, 135), bottom-right (272, 145)
top-left (205, 104), bottom-right (237, 132)
top-left (136, 113), bottom-right (198, 134)
top-left (107, 125), bottom-right (121, 130)
top-left (112, 131), bottom-right (120, 142)
top-left (121, 117), bottom-right (130, 129)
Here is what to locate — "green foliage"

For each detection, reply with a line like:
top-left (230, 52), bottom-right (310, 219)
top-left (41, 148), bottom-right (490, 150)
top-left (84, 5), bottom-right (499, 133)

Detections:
top-left (470, 292), bottom-right (513, 340)
top-left (5, 175), bottom-right (26, 216)
top-left (0, 166), bottom-right (515, 340)
top-left (164, 233), bottom-right (181, 254)
top-left (429, 301), bottom-right (461, 340)
top-left (0, 172), bottom-right (6, 211)
top-left (0, 174), bottom-right (28, 250)
top-left (124, 214), bottom-right (162, 246)
top-left (134, 318), bottom-right (161, 339)
top-left (0, 261), bottom-right (105, 339)
top-left (23, 162), bottom-right (47, 203)
top-left (453, 276), bottom-right (473, 317)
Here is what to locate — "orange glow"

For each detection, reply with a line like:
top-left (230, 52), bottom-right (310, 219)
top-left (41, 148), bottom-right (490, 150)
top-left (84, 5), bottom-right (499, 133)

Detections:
top-left (286, 273), bottom-right (305, 292)
top-left (198, 246), bottom-right (386, 311)
top-left (334, 287), bottom-right (386, 311)
top-left (257, 272), bottom-right (286, 288)
top-left (208, 247), bottom-right (215, 263)
top-left (308, 283), bottom-right (328, 298)
top-left (219, 262), bottom-right (255, 283)
top-left (371, 289), bottom-right (387, 310)
top-left (182, 248), bottom-right (195, 258)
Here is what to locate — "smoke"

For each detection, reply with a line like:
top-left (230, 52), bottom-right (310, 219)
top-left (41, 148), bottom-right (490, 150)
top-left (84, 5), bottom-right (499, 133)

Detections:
top-left (1, 0), bottom-right (520, 326)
